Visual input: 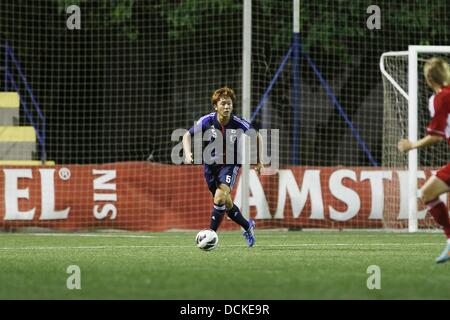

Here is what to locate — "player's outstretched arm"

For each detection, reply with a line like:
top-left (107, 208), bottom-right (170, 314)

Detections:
top-left (398, 134), bottom-right (444, 153)
top-left (182, 131), bottom-right (193, 164)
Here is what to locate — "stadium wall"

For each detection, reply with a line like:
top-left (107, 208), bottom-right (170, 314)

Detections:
top-left (0, 163), bottom-right (440, 231)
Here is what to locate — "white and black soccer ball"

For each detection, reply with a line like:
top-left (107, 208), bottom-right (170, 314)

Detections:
top-left (195, 229), bottom-right (218, 251)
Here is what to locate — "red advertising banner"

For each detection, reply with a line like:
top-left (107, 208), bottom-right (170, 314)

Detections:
top-left (0, 162), bottom-right (440, 231)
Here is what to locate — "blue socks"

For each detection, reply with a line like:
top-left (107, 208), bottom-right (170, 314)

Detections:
top-left (210, 203), bottom-right (226, 231)
top-left (227, 204), bottom-right (250, 231)
top-left (210, 203), bottom-right (250, 231)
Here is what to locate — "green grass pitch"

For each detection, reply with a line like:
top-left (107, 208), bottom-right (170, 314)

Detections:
top-left (0, 230), bottom-right (449, 299)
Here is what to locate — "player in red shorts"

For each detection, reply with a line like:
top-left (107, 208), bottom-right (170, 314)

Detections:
top-left (398, 57), bottom-right (450, 263)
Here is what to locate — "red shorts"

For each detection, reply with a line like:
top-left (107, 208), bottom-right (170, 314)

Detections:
top-left (436, 163), bottom-right (450, 187)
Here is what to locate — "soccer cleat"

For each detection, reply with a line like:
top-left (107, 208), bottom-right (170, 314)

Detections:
top-left (242, 219), bottom-right (256, 247)
top-left (435, 243), bottom-right (450, 264)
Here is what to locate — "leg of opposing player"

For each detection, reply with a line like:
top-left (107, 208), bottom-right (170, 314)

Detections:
top-left (420, 173), bottom-right (450, 263)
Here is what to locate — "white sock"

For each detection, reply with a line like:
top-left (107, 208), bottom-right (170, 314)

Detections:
top-left (447, 239), bottom-right (450, 245)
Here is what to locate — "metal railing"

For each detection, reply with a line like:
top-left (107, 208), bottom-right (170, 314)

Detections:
top-left (2, 41), bottom-right (47, 163)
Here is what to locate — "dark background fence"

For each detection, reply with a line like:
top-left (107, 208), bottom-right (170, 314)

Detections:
top-left (0, 0), bottom-right (449, 165)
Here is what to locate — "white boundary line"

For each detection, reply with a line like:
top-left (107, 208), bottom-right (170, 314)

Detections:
top-left (25, 233), bottom-right (157, 239)
top-left (0, 233), bottom-right (164, 239)
top-left (0, 243), bottom-right (440, 251)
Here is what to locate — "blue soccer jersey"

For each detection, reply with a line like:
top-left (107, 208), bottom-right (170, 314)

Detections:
top-left (188, 112), bottom-right (255, 166)
top-left (188, 112), bottom-right (256, 195)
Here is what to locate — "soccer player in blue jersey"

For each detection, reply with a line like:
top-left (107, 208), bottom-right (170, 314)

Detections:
top-left (182, 86), bottom-right (264, 247)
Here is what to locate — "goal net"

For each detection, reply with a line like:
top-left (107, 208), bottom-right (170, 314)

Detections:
top-left (381, 47), bottom-right (450, 231)
top-left (0, 1), bottom-right (248, 231)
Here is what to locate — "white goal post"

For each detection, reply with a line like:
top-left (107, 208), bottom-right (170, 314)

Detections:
top-left (380, 45), bottom-right (450, 233)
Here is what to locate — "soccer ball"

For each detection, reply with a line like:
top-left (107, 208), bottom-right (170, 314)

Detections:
top-left (195, 229), bottom-right (218, 251)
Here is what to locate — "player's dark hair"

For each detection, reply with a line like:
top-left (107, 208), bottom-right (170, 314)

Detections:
top-left (211, 86), bottom-right (236, 107)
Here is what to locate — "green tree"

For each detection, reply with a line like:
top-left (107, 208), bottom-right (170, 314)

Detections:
top-left (54, 0), bottom-right (138, 40)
